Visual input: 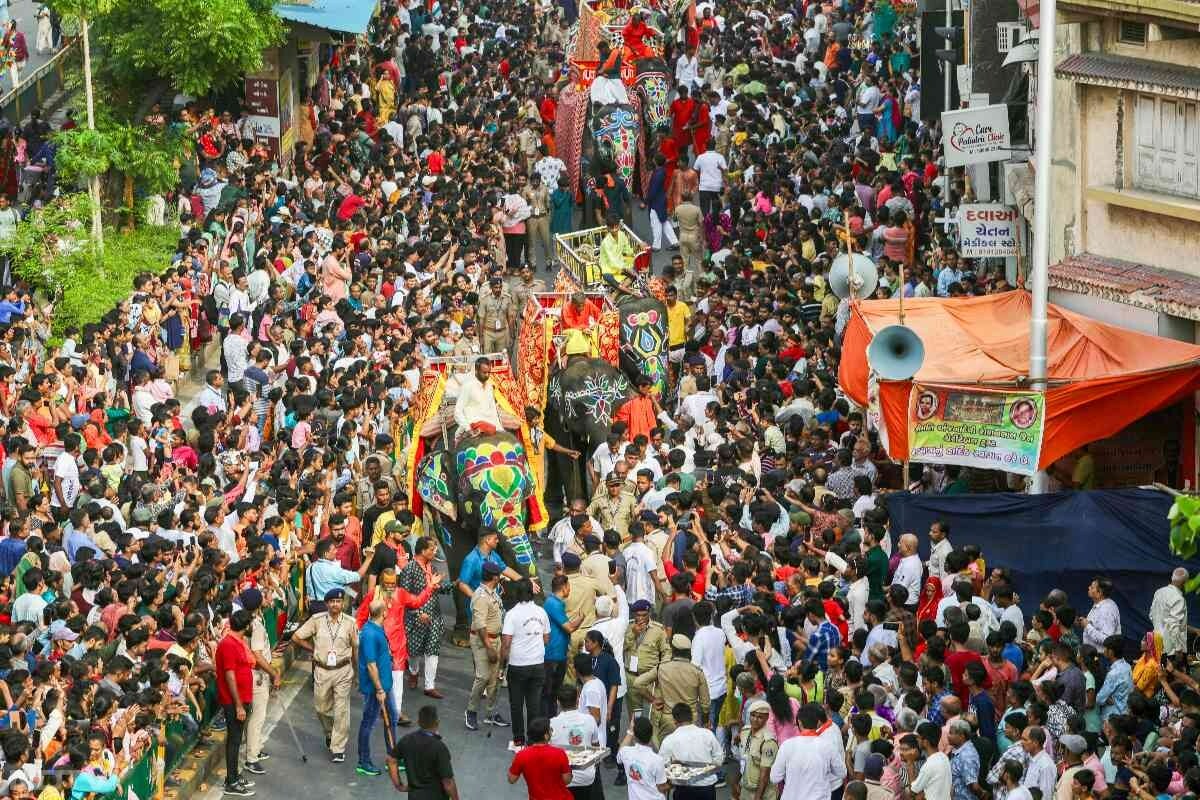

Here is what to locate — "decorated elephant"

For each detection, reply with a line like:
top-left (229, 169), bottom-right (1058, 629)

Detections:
top-left (555, 69), bottom-right (673, 202)
top-left (546, 355), bottom-right (635, 500)
top-left (414, 430), bottom-right (538, 641)
top-left (615, 293), bottom-right (669, 401)
top-left (632, 58), bottom-right (672, 135)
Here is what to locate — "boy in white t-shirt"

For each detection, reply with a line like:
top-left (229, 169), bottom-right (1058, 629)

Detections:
top-left (617, 717), bottom-right (669, 800)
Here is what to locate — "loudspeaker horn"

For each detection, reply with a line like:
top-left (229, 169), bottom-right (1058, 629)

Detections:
top-left (867, 325), bottom-right (926, 381)
top-left (828, 253), bottom-right (879, 300)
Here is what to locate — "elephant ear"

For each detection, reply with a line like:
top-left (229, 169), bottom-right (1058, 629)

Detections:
top-left (416, 450), bottom-right (457, 520)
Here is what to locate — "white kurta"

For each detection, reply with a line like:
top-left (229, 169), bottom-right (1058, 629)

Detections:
top-left (1150, 583), bottom-right (1188, 655)
top-left (453, 373), bottom-right (503, 432)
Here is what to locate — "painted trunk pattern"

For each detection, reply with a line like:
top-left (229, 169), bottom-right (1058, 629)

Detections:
top-left (592, 102), bottom-right (639, 194)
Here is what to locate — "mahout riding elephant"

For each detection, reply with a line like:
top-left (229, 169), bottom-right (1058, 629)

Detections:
top-left (545, 355), bottom-right (635, 500)
top-left (556, 74), bottom-right (669, 200)
top-left (414, 429), bottom-right (537, 643)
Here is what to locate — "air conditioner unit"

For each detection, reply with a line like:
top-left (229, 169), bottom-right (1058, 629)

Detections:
top-left (997, 21), bottom-right (1029, 53)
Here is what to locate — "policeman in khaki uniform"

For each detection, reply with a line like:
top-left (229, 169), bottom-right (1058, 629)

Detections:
top-left (466, 562), bottom-right (504, 729)
top-left (632, 633), bottom-right (709, 745)
top-left (735, 700), bottom-right (780, 800)
top-left (623, 599), bottom-right (671, 719)
top-left (477, 276), bottom-right (516, 354)
top-left (293, 588), bottom-right (359, 762)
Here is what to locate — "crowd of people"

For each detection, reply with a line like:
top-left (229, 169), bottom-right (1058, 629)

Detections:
top-left (0, 0), bottom-right (1182, 799)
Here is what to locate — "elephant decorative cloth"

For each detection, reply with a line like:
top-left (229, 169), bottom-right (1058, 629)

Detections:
top-left (516, 300), bottom-right (554, 413)
top-left (456, 437), bottom-right (536, 567)
top-left (633, 59), bottom-right (672, 133)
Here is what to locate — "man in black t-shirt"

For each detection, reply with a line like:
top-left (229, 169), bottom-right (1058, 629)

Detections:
top-left (364, 518), bottom-right (414, 595)
top-left (360, 481), bottom-right (394, 558)
top-left (387, 705), bottom-right (458, 800)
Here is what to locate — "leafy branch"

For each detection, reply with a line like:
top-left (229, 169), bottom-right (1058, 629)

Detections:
top-left (1167, 494), bottom-right (1200, 592)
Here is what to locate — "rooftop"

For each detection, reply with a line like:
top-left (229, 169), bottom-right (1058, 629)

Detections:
top-left (1056, 52), bottom-right (1200, 99)
top-left (1050, 253), bottom-right (1200, 319)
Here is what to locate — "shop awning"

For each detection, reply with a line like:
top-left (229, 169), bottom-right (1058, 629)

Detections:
top-left (274, 0), bottom-right (376, 34)
top-left (837, 291), bottom-right (1200, 467)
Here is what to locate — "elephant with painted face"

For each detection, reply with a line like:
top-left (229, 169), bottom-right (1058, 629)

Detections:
top-left (546, 355), bottom-right (635, 500)
top-left (632, 58), bottom-right (672, 135)
top-left (415, 430), bottom-right (537, 641)
top-left (555, 64), bottom-right (674, 203)
top-left (615, 293), bottom-right (669, 401)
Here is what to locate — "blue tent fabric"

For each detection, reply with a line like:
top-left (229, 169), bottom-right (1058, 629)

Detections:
top-left (886, 488), bottom-right (1200, 640)
top-left (275, 0), bottom-right (376, 34)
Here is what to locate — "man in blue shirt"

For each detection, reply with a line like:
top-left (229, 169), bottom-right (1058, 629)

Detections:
top-left (543, 574), bottom-right (582, 718)
top-left (0, 523), bottom-right (27, 576)
top-left (306, 538), bottom-right (362, 612)
top-left (357, 599), bottom-right (396, 777)
top-left (1096, 635), bottom-right (1134, 722)
top-left (64, 509), bottom-right (97, 563)
top-left (456, 529), bottom-right (537, 615)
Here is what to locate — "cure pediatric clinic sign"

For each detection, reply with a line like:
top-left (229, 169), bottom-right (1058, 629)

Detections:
top-left (941, 104), bottom-right (1011, 167)
top-left (958, 204), bottom-right (1020, 257)
top-left (907, 383), bottom-right (1045, 476)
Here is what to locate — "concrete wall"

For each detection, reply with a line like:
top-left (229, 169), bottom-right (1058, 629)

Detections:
top-left (1048, 21), bottom-right (1084, 265)
top-left (1048, 19), bottom-right (1200, 273)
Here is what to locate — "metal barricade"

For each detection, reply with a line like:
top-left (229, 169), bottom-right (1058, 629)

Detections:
top-left (0, 39), bottom-right (79, 127)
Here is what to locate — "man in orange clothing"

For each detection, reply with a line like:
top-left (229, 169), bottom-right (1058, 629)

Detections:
top-left (561, 292), bottom-right (602, 330)
top-left (670, 85), bottom-right (697, 158)
top-left (613, 375), bottom-right (660, 442)
top-left (621, 10), bottom-right (656, 62)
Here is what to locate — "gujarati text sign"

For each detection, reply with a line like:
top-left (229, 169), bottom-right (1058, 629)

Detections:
top-left (908, 383), bottom-right (1044, 475)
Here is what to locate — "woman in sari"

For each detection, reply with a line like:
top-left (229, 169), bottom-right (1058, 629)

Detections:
top-left (916, 576), bottom-right (943, 625)
top-left (1132, 631), bottom-right (1163, 697)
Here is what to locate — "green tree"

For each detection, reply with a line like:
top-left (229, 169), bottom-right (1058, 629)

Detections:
top-left (96, 0), bottom-right (285, 98)
top-left (1167, 494), bottom-right (1200, 592)
top-left (0, 194), bottom-right (177, 334)
top-left (46, 0), bottom-right (115, 246)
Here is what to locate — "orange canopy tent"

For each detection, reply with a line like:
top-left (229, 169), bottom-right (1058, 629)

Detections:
top-left (838, 292), bottom-right (1200, 468)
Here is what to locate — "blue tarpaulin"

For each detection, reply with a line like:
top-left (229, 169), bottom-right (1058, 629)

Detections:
top-left (275, 0), bottom-right (376, 34)
top-left (886, 488), bottom-right (1200, 639)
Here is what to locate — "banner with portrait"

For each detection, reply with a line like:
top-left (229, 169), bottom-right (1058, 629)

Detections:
top-left (907, 383), bottom-right (1045, 476)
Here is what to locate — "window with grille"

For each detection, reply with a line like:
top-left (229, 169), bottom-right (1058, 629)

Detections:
top-left (1119, 20), bottom-right (1148, 44)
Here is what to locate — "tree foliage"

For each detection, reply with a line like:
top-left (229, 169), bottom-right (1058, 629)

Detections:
top-left (93, 0), bottom-right (286, 97)
top-left (1167, 494), bottom-right (1200, 592)
top-left (54, 109), bottom-right (189, 201)
top-left (0, 195), bottom-right (177, 333)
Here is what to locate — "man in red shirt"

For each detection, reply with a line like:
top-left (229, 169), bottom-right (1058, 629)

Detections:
top-left (944, 620), bottom-right (986, 705)
top-left (621, 11), bottom-right (655, 62)
top-left (539, 88), bottom-right (558, 128)
top-left (507, 717), bottom-right (572, 799)
top-left (216, 609), bottom-right (256, 796)
top-left (561, 292), bottom-right (601, 331)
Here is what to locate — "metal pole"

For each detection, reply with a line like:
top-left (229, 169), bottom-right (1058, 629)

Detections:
top-left (944, 0), bottom-right (953, 116)
top-left (1028, 1), bottom-right (1057, 494)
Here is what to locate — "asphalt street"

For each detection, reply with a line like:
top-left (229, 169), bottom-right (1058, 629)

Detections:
top-left (2, 0), bottom-right (61, 92)
top-left (195, 196), bottom-right (696, 800)
top-left (201, 549), bottom-right (736, 799)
